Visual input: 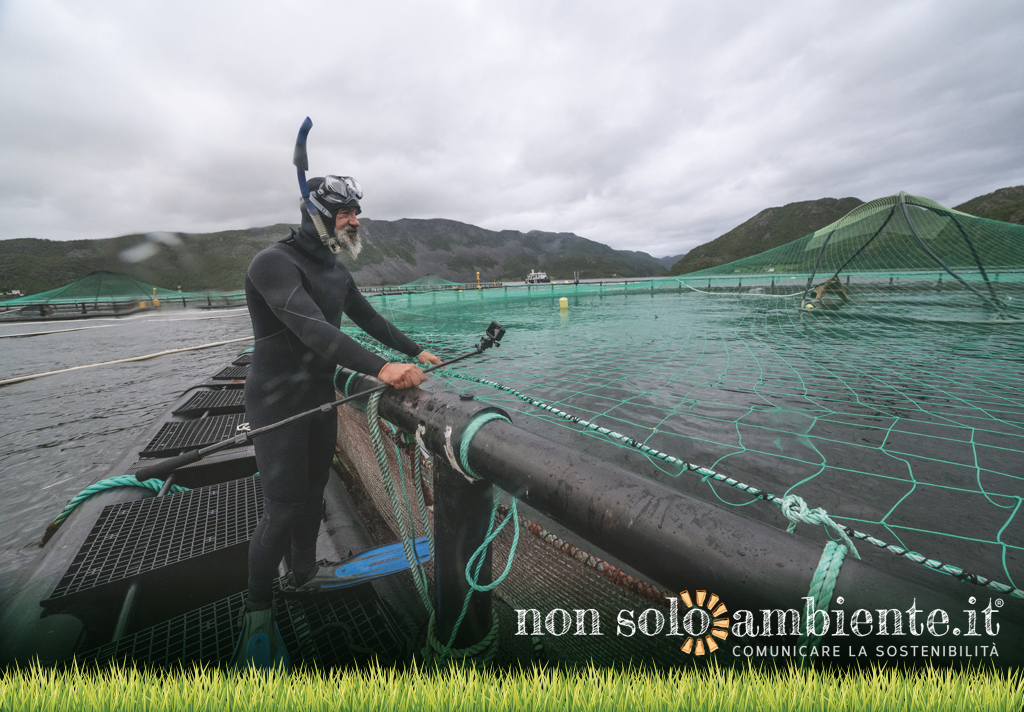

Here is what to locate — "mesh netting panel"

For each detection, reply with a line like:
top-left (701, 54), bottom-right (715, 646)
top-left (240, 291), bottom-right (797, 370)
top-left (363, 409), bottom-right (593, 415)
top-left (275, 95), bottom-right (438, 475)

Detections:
top-left (335, 405), bottom-right (432, 544)
top-left (0, 270), bottom-right (245, 307)
top-left (335, 404), bottom-right (693, 665)
top-left (675, 193), bottom-right (1024, 321)
top-left (488, 511), bottom-right (688, 665)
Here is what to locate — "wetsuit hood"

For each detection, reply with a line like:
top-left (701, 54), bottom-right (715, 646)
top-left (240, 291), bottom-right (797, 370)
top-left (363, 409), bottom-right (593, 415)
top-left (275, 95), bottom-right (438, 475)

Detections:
top-left (293, 218), bottom-right (338, 265)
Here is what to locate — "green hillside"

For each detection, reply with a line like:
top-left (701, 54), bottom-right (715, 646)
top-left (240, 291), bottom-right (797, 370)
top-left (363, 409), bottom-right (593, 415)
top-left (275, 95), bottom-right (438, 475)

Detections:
top-left (954, 186), bottom-right (1024, 225)
top-left (0, 219), bottom-right (666, 296)
top-left (668, 198), bottom-right (864, 275)
top-left (0, 226), bottom-right (290, 296)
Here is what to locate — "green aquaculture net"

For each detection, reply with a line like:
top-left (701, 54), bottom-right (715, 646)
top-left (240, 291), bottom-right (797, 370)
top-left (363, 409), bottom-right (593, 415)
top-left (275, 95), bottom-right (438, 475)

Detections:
top-left (397, 274), bottom-right (465, 290)
top-left (1, 271), bottom-right (186, 305)
top-left (346, 193), bottom-right (1024, 603)
top-left (675, 192), bottom-right (1023, 322)
top-left (0, 270), bottom-right (245, 311)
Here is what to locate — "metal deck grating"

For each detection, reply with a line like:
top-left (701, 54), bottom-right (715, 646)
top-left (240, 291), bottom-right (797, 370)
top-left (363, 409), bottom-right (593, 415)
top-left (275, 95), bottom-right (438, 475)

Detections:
top-left (213, 365), bottom-right (248, 380)
top-left (279, 585), bottom-right (410, 666)
top-left (124, 445), bottom-right (256, 477)
top-left (77, 581), bottom-right (409, 667)
top-left (172, 389), bottom-right (246, 416)
top-left (140, 413), bottom-right (248, 457)
top-left (45, 477), bottom-right (263, 604)
top-left (232, 353), bottom-right (253, 366)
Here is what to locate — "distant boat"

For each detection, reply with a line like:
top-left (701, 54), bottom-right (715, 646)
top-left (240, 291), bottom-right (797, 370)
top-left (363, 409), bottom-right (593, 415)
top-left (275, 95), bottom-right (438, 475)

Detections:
top-left (525, 270), bottom-right (550, 284)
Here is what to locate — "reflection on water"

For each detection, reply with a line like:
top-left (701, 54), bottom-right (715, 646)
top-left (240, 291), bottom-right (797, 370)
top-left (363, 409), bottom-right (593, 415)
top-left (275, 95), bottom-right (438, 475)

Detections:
top-left (0, 309), bottom-right (253, 606)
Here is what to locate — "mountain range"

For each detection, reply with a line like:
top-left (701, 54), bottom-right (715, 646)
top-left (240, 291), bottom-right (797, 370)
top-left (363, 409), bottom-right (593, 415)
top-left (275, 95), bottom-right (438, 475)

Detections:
top-left (0, 221), bottom-right (668, 295)
top-left (2, 186), bottom-right (1020, 295)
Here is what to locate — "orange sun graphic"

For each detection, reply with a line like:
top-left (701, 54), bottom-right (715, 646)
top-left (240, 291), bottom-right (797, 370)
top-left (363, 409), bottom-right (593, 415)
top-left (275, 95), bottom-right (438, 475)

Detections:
top-left (678, 590), bottom-right (729, 655)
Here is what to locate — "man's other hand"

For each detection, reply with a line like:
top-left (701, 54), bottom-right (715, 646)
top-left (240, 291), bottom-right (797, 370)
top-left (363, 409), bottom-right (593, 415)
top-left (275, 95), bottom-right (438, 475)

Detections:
top-left (417, 351), bottom-right (442, 366)
top-left (378, 362), bottom-right (428, 389)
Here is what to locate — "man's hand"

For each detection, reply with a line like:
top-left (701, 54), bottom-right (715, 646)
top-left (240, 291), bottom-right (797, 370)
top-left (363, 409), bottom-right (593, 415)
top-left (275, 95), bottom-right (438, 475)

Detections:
top-left (417, 350), bottom-right (442, 366)
top-left (378, 362), bottom-right (428, 389)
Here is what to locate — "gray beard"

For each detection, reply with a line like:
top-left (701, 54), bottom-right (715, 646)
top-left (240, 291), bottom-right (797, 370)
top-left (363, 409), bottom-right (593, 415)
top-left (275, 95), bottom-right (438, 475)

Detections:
top-left (330, 226), bottom-right (362, 259)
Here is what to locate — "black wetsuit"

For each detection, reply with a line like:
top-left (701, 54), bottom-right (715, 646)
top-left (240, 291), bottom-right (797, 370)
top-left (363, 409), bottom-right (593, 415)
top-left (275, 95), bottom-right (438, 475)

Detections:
top-left (243, 221), bottom-right (422, 607)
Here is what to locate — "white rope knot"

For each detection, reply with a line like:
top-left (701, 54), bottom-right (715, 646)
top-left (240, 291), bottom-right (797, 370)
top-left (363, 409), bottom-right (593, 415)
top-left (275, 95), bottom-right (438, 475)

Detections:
top-left (778, 494), bottom-right (860, 560)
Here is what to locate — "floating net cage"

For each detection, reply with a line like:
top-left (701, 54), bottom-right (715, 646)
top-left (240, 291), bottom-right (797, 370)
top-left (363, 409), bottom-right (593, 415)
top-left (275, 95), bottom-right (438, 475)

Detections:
top-left (0, 270), bottom-right (245, 319)
top-left (327, 193), bottom-right (1024, 664)
top-left (396, 274), bottom-right (466, 290)
top-left (678, 192), bottom-right (1024, 322)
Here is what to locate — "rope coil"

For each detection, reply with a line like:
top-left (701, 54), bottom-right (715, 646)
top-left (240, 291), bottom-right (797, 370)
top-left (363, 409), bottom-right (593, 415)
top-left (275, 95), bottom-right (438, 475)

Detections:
top-left (459, 412), bottom-right (511, 479)
top-left (422, 612), bottom-right (499, 667)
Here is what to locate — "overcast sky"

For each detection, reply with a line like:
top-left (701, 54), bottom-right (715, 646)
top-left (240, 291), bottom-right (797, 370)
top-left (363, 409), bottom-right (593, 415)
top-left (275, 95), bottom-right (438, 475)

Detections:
top-left (1, 1), bottom-right (1022, 257)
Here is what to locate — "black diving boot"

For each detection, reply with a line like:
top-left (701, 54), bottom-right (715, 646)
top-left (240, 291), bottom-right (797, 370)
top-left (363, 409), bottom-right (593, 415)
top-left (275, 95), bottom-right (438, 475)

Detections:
top-left (280, 565), bottom-right (323, 594)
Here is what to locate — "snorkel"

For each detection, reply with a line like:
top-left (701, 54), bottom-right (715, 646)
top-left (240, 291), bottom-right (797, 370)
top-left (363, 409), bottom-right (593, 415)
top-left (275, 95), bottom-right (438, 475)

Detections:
top-left (293, 117), bottom-right (337, 251)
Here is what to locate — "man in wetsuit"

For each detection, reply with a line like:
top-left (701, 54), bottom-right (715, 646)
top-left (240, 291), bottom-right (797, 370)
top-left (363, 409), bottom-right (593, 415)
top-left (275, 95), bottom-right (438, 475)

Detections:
top-left (231, 175), bottom-right (440, 669)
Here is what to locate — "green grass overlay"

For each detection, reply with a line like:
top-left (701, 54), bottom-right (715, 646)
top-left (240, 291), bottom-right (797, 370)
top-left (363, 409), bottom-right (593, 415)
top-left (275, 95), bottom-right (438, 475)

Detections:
top-left (3, 662), bottom-right (1023, 712)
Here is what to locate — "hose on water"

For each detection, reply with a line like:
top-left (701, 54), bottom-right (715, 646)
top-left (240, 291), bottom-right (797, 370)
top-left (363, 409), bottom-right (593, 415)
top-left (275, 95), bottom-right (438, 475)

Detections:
top-left (1, 336), bottom-right (253, 388)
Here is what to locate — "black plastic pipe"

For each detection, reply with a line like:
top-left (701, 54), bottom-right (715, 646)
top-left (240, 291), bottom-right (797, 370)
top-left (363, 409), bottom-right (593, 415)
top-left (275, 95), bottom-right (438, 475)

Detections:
top-left (900, 197), bottom-right (1007, 316)
top-left (338, 372), bottom-right (1024, 661)
top-left (433, 459), bottom-right (494, 649)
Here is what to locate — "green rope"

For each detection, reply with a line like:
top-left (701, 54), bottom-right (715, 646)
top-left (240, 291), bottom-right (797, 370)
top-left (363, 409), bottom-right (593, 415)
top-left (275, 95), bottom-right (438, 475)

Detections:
top-left (798, 541), bottom-right (848, 650)
top-left (412, 441), bottom-right (435, 561)
top-left (51, 475), bottom-right (189, 526)
top-left (459, 412), bottom-right (511, 480)
top-left (365, 391), bottom-right (432, 612)
top-left (357, 383), bottom-right (520, 666)
top-left (342, 371), bottom-right (360, 397)
top-left (779, 494), bottom-right (860, 559)
top-left (422, 491), bottom-right (520, 666)
top-left (385, 420), bottom-right (436, 567)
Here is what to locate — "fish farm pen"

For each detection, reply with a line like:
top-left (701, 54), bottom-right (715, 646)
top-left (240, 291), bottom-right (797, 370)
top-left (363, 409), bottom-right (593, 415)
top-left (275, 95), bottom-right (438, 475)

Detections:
top-left (0, 270), bottom-right (246, 322)
top-left (2, 192), bottom-right (1023, 669)
top-left (332, 193), bottom-right (1024, 664)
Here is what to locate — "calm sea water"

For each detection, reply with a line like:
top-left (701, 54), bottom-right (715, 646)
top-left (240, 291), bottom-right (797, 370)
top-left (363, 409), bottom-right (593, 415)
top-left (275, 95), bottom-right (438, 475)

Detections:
top-left (0, 308), bottom-right (253, 606)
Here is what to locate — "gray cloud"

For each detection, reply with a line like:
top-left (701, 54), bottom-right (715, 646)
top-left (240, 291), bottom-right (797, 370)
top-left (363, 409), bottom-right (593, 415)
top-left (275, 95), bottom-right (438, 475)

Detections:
top-left (1, 0), bottom-right (1021, 257)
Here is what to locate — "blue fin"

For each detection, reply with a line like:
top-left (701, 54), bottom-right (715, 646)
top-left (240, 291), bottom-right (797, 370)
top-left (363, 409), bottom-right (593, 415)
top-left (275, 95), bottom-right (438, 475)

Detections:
top-left (284, 537), bottom-right (431, 593)
top-left (229, 608), bottom-right (290, 670)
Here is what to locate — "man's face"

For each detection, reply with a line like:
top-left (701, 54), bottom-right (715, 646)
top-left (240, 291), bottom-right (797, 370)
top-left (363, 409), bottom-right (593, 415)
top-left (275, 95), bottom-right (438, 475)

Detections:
top-left (335, 208), bottom-right (359, 235)
top-left (332, 207), bottom-right (363, 258)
